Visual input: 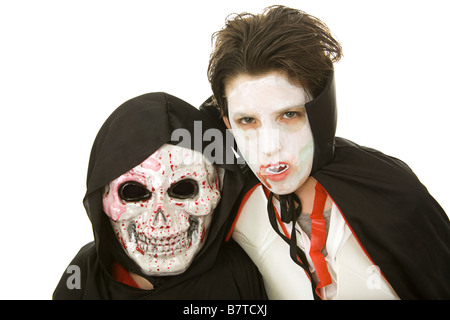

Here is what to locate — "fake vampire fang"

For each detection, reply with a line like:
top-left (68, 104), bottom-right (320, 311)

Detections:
top-left (259, 163), bottom-right (291, 182)
top-left (264, 164), bottom-right (289, 174)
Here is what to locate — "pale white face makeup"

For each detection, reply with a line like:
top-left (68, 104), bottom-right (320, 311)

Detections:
top-left (225, 71), bottom-right (314, 195)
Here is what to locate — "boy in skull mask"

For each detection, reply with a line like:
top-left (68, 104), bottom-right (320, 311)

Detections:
top-left (53, 92), bottom-right (267, 299)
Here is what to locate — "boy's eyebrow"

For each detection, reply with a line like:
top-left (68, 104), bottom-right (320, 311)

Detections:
top-left (231, 112), bottom-right (254, 118)
top-left (230, 104), bottom-right (306, 118)
top-left (276, 105), bottom-right (306, 113)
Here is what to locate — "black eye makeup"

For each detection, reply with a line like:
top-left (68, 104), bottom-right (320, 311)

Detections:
top-left (168, 179), bottom-right (199, 199)
top-left (119, 181), bottom-right (152, 202)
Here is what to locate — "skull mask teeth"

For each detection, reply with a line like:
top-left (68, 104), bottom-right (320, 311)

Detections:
top-left (127, 216), bottom-right (199, 254)
top-left (102, 144), bottom-right (221, 276)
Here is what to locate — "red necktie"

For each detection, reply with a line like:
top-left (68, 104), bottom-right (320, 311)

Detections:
top-left (309, 182), bottom-right (332, 289)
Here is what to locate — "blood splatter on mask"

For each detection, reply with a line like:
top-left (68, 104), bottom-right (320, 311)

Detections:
top-left (102, 144), bottom-right (221, 276)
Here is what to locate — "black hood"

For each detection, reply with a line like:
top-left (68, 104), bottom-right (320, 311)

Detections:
top-left (83, 92), bottom-right (245, 284)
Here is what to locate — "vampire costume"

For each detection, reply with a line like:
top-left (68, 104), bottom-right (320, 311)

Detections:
top-left (53, 92), bottom-right (267, 299)
top-left (201, 70), bottom-right (450, 300)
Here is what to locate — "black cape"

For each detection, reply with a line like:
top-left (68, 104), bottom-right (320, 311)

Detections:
top-left (201, 70), bottom-right (450, 300)
top-left (53, 92), bottom-right (267, 300)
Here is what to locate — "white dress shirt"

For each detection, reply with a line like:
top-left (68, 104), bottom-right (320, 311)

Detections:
top-left (231, 185), bottom-right (399, 300)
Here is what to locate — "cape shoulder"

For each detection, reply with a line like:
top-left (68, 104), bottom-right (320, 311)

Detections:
top-left (226, 137), bottom-right (449, 299)
top-left (315, 137), bottom-right (450, 299)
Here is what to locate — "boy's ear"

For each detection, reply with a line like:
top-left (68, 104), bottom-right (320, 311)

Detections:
top-left (223, 117), bottom-right (232, 131)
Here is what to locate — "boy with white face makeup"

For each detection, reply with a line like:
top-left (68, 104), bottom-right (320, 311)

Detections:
top-left (225, 72), bottom-right (314, 197)
top-left (205, 5), bottom-right (450, 300)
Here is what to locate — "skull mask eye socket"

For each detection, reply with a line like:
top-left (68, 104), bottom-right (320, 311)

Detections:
top-left (168, 179), bottom-right (199, 199)
top-left (119, 181), bottom-right (152, 202)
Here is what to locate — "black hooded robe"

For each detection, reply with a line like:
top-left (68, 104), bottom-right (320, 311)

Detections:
top-left (53, 92), bottom-right (267, 300)
top-left (201, 70), bottom-right (450, 300)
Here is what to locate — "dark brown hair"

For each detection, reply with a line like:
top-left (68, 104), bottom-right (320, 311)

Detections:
top-left (208, 5), bottom-right (343, 116)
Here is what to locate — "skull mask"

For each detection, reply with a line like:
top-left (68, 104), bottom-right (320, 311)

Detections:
top-left (102, 144), bottom-right (221, 276)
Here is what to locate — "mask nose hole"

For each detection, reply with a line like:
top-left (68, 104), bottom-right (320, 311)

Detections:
top-left (154, 208), bottom-right (168, 225)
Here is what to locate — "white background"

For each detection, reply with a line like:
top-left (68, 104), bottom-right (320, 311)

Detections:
top-left (1, 0), bottom-right (448, 299)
